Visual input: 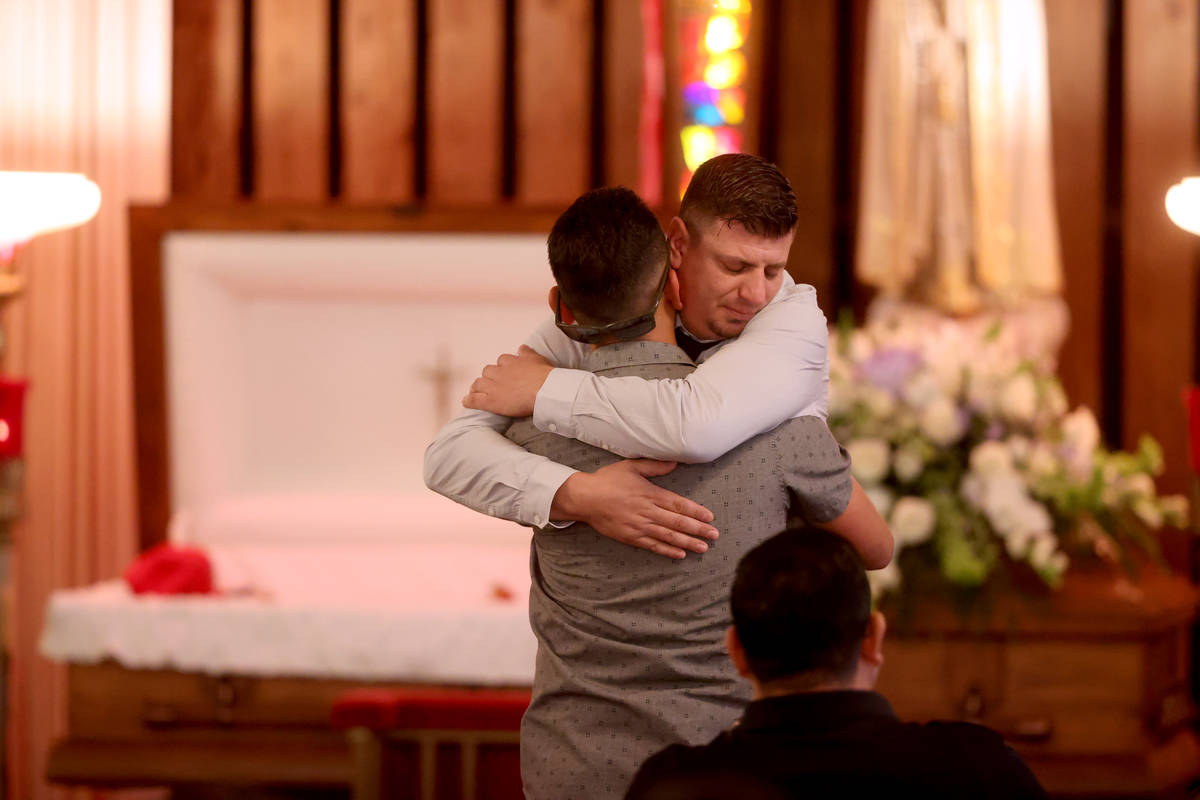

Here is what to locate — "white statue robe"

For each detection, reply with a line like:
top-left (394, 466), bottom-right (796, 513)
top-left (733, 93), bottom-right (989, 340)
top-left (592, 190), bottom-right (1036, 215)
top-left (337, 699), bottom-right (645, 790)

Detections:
top-left (857, 0), bottom-right (1063, 315)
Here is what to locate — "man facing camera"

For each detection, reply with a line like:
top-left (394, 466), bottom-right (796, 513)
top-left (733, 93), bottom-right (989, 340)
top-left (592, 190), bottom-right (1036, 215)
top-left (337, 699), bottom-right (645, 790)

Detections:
top-left (625, 528), bottom-right (1046, 800)
top-left (509, 187), bottom-right (892, 800)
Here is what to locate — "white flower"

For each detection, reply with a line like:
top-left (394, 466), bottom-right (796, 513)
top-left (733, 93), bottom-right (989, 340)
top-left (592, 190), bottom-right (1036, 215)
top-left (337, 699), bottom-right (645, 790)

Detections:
top-left (862, 386), bottom-right (897, 418)
top-left (1005, 527), bottom-right (1037, 559)
top-left (1132, 497), bottom-right (1164, 529)
top-left (1006, 435), bottom-right (1032, 466)
top-left (965, 370), bottom-right (1002, 415)
top-left (847, 438), bottom-right (891, 486)
top-left (1027, 444), bottom-right (1060, 482)
top-left (1028, 531), bottom-right (1059, 569)
top-left (847, 330), bottom-right (874, 363)
top-left (893, 444), bottom-right (925, 484)
top-left (1118, 473), bottom-right (1155, 499)
top-left (919, 397), bottom-right (965, 446)
top-left (864, 485), bottom-right (896, 519)
top-left (889, 496), bottom-right (936, 547)
top-left (998, 372), bottom-right (1038, 425)
top-left (867, 560), bottom-right (901, 598)
top-left (1044, 381), bottom-right (1068, 418)
top-left (1060, 407), bottom-right (1100, 480)
top-left (901, 371), bottom-right (943, 410)
top-left (969, 441), bottom-right (1014, 477)
top-left (1161, 495), bottom-right (1190, 527)
top-left (828, 380), bottom-right (854, 417)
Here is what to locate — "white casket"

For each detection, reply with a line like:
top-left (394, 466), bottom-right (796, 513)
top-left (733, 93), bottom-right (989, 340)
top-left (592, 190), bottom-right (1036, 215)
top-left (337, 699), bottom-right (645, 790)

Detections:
top-left (41, 205), bottom-right (560, 789)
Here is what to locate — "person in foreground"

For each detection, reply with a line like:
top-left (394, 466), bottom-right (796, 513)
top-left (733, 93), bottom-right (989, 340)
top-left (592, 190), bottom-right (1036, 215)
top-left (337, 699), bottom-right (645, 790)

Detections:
top-left (424, 154), bottom-right (839, 560)
top-left (624, 528), bottom-right (1047, 800)
top-left (511, 187), bottom-right (892, 800)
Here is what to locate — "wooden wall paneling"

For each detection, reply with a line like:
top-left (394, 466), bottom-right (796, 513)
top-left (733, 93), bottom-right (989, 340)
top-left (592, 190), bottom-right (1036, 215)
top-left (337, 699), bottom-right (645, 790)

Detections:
top-left (603, 0), bottom-right (644, 190)
top-left (171, 0), bottom-right (242, 198)
top-left (253, 0), bottom-right (330, 201)
top-left (342, 0), bottom-right (417, 203)
top-left (427, 0), bottom-right (503, 203)
top-left (661, 0), bottom-right (683, 208)
top-left (1122, 0), bottom-right (1199, 493)
top-left (516, 0), bottom-right (592, 205)
top-left (773, 0), bottom-right (836, 313)
top-left (1045, 0), bottom-right (1106, 414)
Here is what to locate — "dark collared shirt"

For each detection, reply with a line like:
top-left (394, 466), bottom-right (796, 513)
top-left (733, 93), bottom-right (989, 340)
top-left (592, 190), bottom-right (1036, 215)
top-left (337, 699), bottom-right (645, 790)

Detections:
top-left (625, 690), bottom-right (1047, 799)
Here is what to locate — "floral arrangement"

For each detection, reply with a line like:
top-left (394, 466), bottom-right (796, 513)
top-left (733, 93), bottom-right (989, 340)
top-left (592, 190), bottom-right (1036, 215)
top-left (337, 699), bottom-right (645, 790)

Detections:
top-left (828, 305), bottom-right (1191, 599)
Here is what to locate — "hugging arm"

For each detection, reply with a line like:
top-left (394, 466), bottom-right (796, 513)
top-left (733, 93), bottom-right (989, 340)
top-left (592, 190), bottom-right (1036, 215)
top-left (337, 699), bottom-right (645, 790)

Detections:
top-left (783, 420), bottom-right (894, 570)
top-left (423, 319), bottom-right (716, 556)
top-left (532, 279), bottom-right (829, 463)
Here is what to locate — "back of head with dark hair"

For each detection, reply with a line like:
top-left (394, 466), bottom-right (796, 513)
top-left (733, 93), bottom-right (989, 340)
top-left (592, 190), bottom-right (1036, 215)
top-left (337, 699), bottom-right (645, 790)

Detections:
top-left (731, 527), bottom-right (871, 685)
top-left (679, 153), bottom-right (798, 239)
top-left (547, 186), bottom-right (669, 327)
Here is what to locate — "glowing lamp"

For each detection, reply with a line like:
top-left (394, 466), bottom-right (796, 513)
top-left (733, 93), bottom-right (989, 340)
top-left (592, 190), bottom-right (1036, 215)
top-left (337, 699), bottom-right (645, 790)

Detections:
top-left (705, 15), bottom-right (744, 53)
top-left (1166, 177), bottom-right (1200, 236)
top-left (715, 0), bottom-right (751, 12)
top-left (0, 172), bottom-right (102, 261)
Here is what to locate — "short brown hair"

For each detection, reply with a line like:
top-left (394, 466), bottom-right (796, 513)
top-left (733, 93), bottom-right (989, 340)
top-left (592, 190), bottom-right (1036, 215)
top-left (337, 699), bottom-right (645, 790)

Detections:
top-left (548, 186), bottom-right (669, 325)
top-left (679, 153), bottom-right (797, 238)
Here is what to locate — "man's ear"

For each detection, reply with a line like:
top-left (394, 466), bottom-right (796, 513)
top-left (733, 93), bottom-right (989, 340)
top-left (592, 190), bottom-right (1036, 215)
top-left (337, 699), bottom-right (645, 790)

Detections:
top-left (861, 610), bottom-right (886, 667)
top-left (666, 216), bottom-right (689, 270)
top-left (666, 266), bottom-right (683, 311)
top-left (725, 626), bottom-right (753, 678)
top-left (548, 286), bottom-right (575, 323)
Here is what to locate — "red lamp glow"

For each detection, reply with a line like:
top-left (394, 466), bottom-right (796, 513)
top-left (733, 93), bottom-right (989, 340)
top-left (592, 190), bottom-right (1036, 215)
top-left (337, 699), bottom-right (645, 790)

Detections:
top-left (0, 378), bottom-right (28, 460)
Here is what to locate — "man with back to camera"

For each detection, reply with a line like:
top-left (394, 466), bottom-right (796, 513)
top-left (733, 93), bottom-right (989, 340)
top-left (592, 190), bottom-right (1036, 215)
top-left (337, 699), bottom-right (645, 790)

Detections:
top-left (507, 186), bottom-right (892, 799)
top-left (424, 154), bottom-right (848, 560)
top-left (624, 527), bottom-right (1047, 800)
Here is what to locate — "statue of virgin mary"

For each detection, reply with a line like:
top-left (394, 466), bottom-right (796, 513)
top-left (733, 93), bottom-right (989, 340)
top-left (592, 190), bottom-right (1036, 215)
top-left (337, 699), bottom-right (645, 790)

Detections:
top-left (857, 0), bottom-right (1063, 319)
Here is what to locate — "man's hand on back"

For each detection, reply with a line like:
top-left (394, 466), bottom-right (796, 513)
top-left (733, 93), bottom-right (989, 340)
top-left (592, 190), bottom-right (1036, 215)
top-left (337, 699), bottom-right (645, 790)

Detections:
top-left (551, 459), bottom-right (719, 560)
top-left (462, 345), bottom-right (553, 417)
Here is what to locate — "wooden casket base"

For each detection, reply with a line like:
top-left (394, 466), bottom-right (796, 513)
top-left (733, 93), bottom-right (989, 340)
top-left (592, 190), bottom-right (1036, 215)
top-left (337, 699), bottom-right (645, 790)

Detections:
top-left (876, 561), bottom-right (1200, 797)
top-left (46, 662), bottom-right (528, 790)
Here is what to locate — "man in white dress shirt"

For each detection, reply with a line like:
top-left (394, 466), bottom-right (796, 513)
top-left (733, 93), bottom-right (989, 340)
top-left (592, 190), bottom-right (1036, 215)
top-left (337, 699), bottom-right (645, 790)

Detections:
top-left (424, 153), bottom-right (834, 558)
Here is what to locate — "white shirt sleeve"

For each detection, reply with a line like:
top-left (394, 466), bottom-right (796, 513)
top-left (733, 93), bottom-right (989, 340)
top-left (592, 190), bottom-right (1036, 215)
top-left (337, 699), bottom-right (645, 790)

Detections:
top-left (422, 318), bottom-right (590, 527)
top-left (531, 276), bottom-right (829, 463)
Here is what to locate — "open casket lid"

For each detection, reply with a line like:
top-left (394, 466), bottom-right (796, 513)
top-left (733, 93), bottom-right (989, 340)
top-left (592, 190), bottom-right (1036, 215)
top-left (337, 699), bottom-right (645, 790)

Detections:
top-left (137, 207), bottom-right (558, 547)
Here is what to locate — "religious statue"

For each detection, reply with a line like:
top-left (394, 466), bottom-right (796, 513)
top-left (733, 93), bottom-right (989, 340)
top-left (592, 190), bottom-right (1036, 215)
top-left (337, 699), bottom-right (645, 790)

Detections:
top-left (857, 0), bottom-right (1064, 331)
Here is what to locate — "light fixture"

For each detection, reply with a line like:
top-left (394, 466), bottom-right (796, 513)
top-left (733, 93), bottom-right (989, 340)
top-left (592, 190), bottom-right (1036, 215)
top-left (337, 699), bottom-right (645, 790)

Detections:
top-left (1165, 177), bottom-right (1200, 236)
top-left (0, 171), bottom-right (102, 262)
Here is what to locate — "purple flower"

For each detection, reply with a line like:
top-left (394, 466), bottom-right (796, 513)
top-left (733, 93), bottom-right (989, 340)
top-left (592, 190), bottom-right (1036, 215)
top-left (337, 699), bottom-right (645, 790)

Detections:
top-left (857, 348), bottom-right (922, 393)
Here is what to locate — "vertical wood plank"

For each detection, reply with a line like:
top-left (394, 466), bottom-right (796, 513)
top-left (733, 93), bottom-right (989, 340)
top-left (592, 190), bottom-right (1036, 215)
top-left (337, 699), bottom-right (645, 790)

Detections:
top-left (661, 0), bottom-right (683, 208)
top-left (171, 0), bottom-right (241, 198)
top-left (516, 0), bottom-right (592, 205)
top-left (1045, 0), bottom-right (1106, 414)
top-left (428, 0), bottom-right (503, 203)
top-left (603, 0), bottom-right (643, 190)
top-left (342, 0), bottom-right (417, 203)
top-left (1123, 0), bottom-right (1198, 493)
top-left (253, 0), bottom-right (330, 201)
top-left (774, 0), bottom-right (836, 312)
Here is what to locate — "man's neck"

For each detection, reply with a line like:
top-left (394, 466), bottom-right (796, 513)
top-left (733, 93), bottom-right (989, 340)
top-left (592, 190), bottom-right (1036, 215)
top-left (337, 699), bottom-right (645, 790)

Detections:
top-left (751, 670), bottom-right (875, 700)
top-left (588, 307), bottom-right (678, 349)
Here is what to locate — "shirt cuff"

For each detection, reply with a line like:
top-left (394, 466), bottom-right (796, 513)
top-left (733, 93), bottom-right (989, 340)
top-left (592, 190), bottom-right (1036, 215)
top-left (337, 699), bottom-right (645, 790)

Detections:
top-left (519, 459), bottom-right (578, 529)
top-left (533, 367), bottom-right (587, 437)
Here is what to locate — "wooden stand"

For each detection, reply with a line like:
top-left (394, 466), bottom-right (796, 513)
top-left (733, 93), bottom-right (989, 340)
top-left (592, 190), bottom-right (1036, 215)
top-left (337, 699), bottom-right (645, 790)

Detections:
top-left (876, 562), bottom-right (1200, 796)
